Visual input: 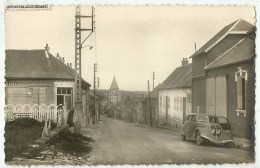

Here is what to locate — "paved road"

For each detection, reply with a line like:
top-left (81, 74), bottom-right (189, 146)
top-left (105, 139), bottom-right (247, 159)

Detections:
top-left (87, 116), bottom-right (254, 165)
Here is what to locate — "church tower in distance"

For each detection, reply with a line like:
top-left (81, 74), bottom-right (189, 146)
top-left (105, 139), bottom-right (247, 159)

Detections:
top-left (108, 75), bottom-right (120, 104)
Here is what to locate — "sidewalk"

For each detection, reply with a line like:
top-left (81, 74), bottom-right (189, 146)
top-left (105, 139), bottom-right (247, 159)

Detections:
top-left (233, 137), bottom-right (254, 151)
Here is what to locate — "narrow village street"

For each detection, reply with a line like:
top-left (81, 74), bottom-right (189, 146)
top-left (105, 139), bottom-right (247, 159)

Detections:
top-left (87, 116), bottom-right (254, 165)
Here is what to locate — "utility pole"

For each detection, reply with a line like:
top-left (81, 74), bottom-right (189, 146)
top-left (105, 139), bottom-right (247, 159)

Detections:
top-left (93, 63), bottom-right (99, 125)
top-left (148, 80), bottom-right (152, 127)
top-left (74, 6), bottom-right (94, 134)
top-left (152, 72), bottom-right (155, 90)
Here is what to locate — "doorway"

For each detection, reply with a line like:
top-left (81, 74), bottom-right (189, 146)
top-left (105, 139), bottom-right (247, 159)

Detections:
top-left (57, 87), bottom-right (73, 110)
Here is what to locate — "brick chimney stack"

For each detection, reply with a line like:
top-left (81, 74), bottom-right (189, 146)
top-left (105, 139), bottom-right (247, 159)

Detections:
top-left (56, 53), bottom-right (60, 59)
top-left (45, 44), bottom-right (50, 53)
top-left (182, 58), bottom-right (188, 66)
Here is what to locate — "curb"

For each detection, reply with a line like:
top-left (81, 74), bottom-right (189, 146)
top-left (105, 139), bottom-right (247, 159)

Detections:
top-left (232, 141), bottom-right (253, 151)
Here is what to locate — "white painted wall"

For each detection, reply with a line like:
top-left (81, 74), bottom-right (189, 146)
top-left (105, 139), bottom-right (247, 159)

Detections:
top-left (159, 88), bottom-right (192, 121)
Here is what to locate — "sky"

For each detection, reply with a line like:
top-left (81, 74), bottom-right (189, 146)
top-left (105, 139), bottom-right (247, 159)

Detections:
top-left (5, 5), bottom-right (255, 91)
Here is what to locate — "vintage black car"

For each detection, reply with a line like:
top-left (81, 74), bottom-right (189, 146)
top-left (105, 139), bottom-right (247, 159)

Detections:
top-left (181, 113), bottom-right (233, 146)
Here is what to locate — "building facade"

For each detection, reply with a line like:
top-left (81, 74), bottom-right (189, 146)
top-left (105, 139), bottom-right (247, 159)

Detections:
top-left (190, 19), bottom-right (255, 139)
top-left (158, 59), bottom-right (192, 124)
top-left (5, 45), bottom-right (91, 119)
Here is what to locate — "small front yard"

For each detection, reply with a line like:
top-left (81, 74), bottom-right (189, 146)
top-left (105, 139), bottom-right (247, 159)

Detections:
top-left (5, 118), bottom-right (45, 162)
top-left (5, 118), bottom-right (94, 165)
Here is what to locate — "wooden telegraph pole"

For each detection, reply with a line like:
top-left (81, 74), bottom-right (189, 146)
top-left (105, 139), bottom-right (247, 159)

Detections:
top-left (93, 63), bottom-right (100, 124)
top-left (152, 72), bottom-right (155, 90)
top-left (148, 80), bottom-right (152, 127)
top-left (74, 6), bottom-right (94, 133)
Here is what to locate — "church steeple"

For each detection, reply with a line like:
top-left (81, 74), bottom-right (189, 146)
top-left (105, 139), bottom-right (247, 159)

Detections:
top-left (110, 75), bottom-right (119, 90)
top-left (109, 74), bottom-right (120, 104)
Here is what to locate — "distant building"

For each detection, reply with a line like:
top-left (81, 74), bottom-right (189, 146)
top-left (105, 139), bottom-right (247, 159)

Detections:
top-left (158, 58), bottom-right (192, 124)
top-left (142, 84), bottom-right (161, 125)
top-left (190, 19), bottom-right (255, 139)
top-left (108, 75), bottom-right (120, 104)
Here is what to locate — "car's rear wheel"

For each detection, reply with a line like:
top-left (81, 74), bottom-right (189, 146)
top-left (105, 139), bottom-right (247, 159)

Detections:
top-left (181, 135), bottom-right (186, 141)
top-left (196, 131), bottom-right (204, 146)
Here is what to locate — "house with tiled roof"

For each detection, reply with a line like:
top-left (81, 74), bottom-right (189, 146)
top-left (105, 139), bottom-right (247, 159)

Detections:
top-left (158, 58), bottom-right (192, 124)
top-left (190, 19), bottom-right (255, 139)
top-left (5, 44), bottom-right (91, 112)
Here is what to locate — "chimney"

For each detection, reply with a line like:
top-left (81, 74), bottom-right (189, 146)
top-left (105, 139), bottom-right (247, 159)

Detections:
top-left (182, 58), bottom-right (188, 66)
top-left (56, 53), bottom-right (60, 59)
top-left (45, 44), bottom-right (50, 53)
top-left (62, 57), bottom-right (65, 63)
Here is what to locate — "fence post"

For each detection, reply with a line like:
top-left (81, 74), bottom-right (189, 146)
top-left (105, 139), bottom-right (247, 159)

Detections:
top-left (64, 102), bottom-right (68, 125)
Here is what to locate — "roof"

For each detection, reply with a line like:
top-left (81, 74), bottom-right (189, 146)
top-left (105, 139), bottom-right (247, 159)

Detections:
top-left (110, 76), bottom-right (119, 89)
top-left (205, 37), bottom-right (255, 70)
top-left (5, 50), bottom-right (90, 86)
top-left (159, 64), bottom-right (192, 90)
top-left (190, 19), bottom-right (255, 58)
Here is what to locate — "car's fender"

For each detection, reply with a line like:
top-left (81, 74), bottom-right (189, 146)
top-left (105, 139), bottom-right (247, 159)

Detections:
top-left (193, 125), bottom-right (208, 138)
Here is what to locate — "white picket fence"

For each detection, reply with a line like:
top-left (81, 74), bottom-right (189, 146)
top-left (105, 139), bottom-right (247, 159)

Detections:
top-left (4, 104), bottom-right (67, 123)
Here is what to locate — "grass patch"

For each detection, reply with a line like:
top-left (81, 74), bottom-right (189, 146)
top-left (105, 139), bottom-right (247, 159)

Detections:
top-left (5, 118), bottom-right (45, 161)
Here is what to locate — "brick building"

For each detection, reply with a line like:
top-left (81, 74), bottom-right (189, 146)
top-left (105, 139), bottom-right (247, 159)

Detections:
top-left (190, 19), bottom-right (255, 139)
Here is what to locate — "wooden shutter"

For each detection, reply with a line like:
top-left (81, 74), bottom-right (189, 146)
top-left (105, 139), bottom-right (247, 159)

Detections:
top-left (216, 76), bottom-right (227, 117)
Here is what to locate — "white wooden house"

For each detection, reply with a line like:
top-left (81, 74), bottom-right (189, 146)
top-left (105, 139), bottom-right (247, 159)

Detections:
top-left (5, 44), bottom-right (91, 123)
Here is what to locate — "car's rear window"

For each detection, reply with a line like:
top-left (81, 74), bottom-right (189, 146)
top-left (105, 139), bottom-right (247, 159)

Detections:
top-left (208, 116), bottom-right (228, 124)
top-left (217, 117), bottom-right (228, 124)
top-left (197, 115), bottom-right (209, 122)
top-left (208, 116), bottom-right (218, 123)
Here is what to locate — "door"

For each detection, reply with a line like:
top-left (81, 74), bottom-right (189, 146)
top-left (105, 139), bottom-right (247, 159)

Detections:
top-left (206, 76), bottom-right (227, 116)
top-left (182, 97), bottom-right (186, 124)
top-left (57, 95), bottom-right (64, 106)
top-left (187, 115), bottom-right (197, 137)
top-left (216, 76), bottom-right (227, 117)
top-left (206, 77), bottom-right (215, 115)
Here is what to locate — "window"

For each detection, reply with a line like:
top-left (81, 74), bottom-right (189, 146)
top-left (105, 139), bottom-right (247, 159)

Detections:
top-left (190, 115), bottom-right (196, 122)
top-left (187, 93), bottom-right (192, 103)
top-left (159, 96), bottom-right (162, 107)
top-left (237, 77), bottom-right (246, 110)
top-left (180, 98), bottom-right (183, 113)
top-left (163, 96), bottom-right (166, 109)
top-left (174, 97), bottom-right (177, 111)
top-left (235, 67), bottom-right (247, 116)
top-left (168, 97), bottom-right (170, 110)
top-left (57, 87), bottom-right (73, 110)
